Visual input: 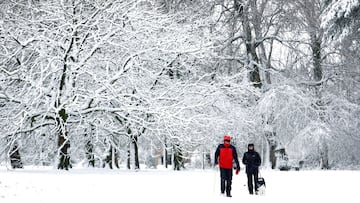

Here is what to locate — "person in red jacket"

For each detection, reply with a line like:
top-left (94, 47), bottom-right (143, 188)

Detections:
top-left (214, 135), bottom-right (240, 197)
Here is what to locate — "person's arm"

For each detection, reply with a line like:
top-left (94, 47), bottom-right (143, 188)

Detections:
top-left (255, 152), bottom-right (261, 167)
top-left (232, 146), bottom-right (240, 170)
top-left (242, 152), bottom-right (248, 165)
top-left (214, 145), bottom-right (220, 165)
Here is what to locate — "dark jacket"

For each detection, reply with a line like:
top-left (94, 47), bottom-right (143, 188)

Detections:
top-left (214, 144), bottom-right (240, 170)
top-left (242, 150), bottom-right (261, 174)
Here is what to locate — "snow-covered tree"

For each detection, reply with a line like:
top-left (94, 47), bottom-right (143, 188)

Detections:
top-left (0, 0), bottom-right (217, 169)
top-left (322, 0), bottom-right (360, 41)
top-left (1, 0), bottom-right (359, 170)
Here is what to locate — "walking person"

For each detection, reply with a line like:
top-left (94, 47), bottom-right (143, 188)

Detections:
top-left (242, 143), bottom-right (261, 195)
top-left (214, 135), bottom-right (240, 197)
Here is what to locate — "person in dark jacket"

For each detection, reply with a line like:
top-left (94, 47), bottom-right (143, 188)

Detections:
top-left (242, 143), bottom-right (261, 195)
top-left (214, 135), bottom-right (240, 197)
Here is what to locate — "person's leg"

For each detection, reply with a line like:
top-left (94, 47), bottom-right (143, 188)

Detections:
top-left (225, 169), bottom-right (233, 197)
top-left (247, 172), bottom-right (254, 194)
top-left (220, 168), bottom-right (226, 193)
top-left (226, 179), bottom-right (232, 197)
top-left (254, 170), bottom-right (259, 194)
top-left (221, 178), bottom-right (225, 193)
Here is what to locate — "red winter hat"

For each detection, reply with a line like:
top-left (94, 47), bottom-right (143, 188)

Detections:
top-left (223, 135), bottom-right (231, 141)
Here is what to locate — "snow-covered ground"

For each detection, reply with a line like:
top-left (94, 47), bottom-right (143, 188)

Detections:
top-left (0, 166), bottom-right (359, 203)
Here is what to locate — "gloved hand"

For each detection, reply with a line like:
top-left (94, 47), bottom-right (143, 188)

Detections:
top-left (235, 168), bottom-right (240, 175)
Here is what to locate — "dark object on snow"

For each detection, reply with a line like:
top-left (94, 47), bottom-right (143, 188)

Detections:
top-left (256, 176), bottom-right (266, 196)
top-left (242, 143), bottom-right (262, 194)
top-left (257, 177), bottom-right (266, 188)
top-left (214, 135), bottom-right (240, 197)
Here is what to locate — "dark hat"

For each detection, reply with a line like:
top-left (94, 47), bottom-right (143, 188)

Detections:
top-left (248, 143), bottom-right (254, 148)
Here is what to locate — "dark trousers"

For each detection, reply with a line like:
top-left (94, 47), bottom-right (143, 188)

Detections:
top-left (246, 170), bottom-right (259, 194)
top-left (220, 168), bottom-right (233, 195)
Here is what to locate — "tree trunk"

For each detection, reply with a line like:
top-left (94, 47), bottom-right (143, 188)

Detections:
top-left (125, 127), bottom-right (140, 170)
top-left (85, 125), bottom-right (95, 167)
top-left (57, 135), bottom-right (71, 170)
top-left (242, 3), bottom-right (262, 88)
top-left (269, 144), bottom-right (276, 169)
top-left (127, 144), bottom-right (131, 169)
top-left (112, 146), bottom-right (119, 169)
top-left (56, 0), bottom-right (78, 170)
top-left (9, 142), bottom-right (23, 169)
top-left (85, 140), bottom-right (95, 167)
top-left (173, 144), bottom-right (183, 171)
top-left (311, 34), bottom-right (323, 82)
top-left (56, 43), bottom-right (70, 170)
top-left (265, 130), bottom-right (277, 169)
top-left (320, 138), bottom-right (330, 169)
top-left (103, 145), bottom-right (119, 169)
top-left (311, 33), bottom-right (329, 169)
top-left (163, 137), bottom-right (168, 168)
top-left (133, 135), bottom-right (140, 170)
top-left (57, 109), bottom-right (71, 170)
top-left (56, 66), bottom-right (71, 170)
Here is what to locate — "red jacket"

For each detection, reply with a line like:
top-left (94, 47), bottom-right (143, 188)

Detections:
top-left (214, 144), bottom-right (240, 169)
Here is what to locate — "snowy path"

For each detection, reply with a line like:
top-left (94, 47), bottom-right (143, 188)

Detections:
top-left (0, 168), bottom-right (359, 203)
